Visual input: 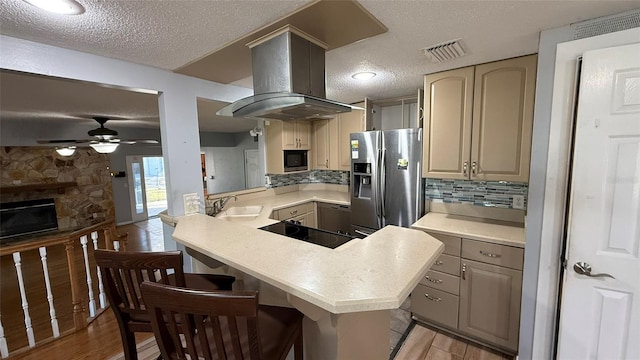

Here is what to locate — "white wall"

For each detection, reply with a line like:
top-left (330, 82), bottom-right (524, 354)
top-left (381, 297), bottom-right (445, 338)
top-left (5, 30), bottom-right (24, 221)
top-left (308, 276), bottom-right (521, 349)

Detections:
top-left (202, 132), bottom-right (259, 194)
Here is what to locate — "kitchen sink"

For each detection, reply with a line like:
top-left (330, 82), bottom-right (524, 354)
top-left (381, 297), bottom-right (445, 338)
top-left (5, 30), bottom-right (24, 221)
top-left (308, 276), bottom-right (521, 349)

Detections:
top-left (215, 205), bottom-right (263, 221)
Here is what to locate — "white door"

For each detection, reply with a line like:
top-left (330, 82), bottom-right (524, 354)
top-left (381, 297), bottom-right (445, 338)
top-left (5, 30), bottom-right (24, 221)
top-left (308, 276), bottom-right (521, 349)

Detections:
top-left (244, 149), bottom-right (261, 189)
top-left (126, 155), bottom-right (148, 222)
top-left (557, 43), bottom-right (640, 359)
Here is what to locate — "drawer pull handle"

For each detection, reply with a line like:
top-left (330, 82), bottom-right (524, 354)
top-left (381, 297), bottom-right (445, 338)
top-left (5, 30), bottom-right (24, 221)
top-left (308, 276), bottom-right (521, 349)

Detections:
top-left (462, 263), bottom-right (466, 280)
top-left (424, 293), bottom-right (442, 302)
top-left (434, 260), bottom-right (444, 266)
top-left (425, 276), bottom-right (442, 284)
top-left (290, 210), bottom-right (298, 215)
top-left (479, 250), bottom-right (501, 258)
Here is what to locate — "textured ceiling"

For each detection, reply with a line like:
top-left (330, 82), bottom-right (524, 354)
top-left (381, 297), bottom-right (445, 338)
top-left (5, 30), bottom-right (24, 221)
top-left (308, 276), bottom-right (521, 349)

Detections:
top-left (1, 0), bottom-right (639, 132)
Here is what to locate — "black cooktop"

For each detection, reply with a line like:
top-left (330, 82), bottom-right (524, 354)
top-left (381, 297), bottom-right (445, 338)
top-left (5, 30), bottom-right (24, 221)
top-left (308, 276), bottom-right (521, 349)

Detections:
top-left (259, 221), bottom-right (355, 249)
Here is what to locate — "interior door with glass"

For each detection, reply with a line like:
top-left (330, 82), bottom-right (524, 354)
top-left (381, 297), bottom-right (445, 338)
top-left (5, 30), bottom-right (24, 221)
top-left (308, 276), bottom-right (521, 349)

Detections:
top-left (126, 155), bottom-right (148, 222)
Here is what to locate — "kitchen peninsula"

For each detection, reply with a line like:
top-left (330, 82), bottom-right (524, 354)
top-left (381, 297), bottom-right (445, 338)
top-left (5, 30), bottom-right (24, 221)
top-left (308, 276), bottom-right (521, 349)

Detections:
top-left (167, 187), bottom-right (444, 360)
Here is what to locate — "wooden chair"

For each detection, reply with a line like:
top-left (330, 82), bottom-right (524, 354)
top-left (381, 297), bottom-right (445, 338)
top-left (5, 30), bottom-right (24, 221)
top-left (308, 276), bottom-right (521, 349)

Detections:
top-left (140, 281), bottom-right (304, 360)
top-left (94, 250), bottom-right (236, 360)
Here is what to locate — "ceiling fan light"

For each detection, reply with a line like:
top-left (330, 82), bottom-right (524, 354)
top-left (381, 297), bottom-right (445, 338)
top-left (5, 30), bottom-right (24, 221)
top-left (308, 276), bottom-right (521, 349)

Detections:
top-left (23, 0), bottom-right (85, 15)
top-left (55, 146), bottom-right (76, 156)
top-left (90, 143), bottom-right (119, 154)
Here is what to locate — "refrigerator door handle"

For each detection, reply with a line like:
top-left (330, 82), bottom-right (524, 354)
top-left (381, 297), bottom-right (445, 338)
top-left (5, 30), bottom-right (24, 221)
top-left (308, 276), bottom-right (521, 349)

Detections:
top-left (375, 148), bottom-right (383, 228)
top-left (379, 148), bottom-right (386, 223)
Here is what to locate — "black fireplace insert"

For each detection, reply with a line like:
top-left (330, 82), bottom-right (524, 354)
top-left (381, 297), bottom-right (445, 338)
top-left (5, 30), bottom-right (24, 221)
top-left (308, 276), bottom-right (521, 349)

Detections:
top-left (0, 198), bottom-right (58, 242)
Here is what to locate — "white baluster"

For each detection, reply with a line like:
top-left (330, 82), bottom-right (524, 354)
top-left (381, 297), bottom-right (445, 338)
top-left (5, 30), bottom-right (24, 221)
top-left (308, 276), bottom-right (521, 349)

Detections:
top-left (79, 235), bottom-right (96, 317)
top-left (38, 247), bottom-right (60, 338)
top-left (0, 313), bottom-right (9, 358)
top-left (91, 231), bottom-right (107, 309)
top-left (12, 252), bottom-right (35, 347)
top-left (113, 240), bottom-right (120, 252)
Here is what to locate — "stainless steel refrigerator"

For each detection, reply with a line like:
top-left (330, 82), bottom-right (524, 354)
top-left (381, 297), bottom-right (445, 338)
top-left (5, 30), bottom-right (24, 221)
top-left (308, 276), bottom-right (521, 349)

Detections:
top-left (350, 129), bottom-right (424, 237)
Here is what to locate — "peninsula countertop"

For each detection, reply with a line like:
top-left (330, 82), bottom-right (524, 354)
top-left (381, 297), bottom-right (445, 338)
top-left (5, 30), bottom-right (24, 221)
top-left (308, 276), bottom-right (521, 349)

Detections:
top-left (172, 213), bottom-right (444, 314)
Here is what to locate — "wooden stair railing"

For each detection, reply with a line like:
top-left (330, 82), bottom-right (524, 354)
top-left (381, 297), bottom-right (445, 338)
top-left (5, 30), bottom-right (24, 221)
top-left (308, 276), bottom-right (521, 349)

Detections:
top-left (0, 219), bottom-right (127, 358)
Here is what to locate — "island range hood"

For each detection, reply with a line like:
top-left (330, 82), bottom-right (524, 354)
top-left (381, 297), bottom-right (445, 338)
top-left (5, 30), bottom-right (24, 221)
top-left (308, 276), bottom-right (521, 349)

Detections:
top-left (217, 26), bottom-right (353, 121)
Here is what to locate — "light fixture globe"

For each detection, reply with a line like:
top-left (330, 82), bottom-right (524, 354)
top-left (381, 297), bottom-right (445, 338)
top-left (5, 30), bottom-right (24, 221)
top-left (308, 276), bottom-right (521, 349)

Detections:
top-left (23, 0), bottom-right (85, 15)
top-left (89, 142), bottom-right (119, 154)
top-left (351, 72), bottom-right (377, 80)
top-left (55, 146), bottom-right (76, 156)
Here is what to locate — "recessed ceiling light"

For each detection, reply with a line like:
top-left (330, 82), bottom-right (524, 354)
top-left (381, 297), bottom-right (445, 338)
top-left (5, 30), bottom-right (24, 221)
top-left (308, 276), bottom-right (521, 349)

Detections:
top-left (351, 72), bottom-right (377, 80)
top-left (23, 0), bottom-right (85, 15)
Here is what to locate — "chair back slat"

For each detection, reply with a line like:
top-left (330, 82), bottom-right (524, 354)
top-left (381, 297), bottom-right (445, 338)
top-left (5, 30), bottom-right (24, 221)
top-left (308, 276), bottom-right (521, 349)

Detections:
top-left (141, 281), bottom-right (263, 360)
top-left (211, 316), bottom-right (228, 359)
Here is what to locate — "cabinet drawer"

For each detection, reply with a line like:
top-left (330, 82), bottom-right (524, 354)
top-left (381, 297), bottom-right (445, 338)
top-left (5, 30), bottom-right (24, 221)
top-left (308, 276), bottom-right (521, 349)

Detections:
top-left (411, 284), bottom-right (459, 329)
top-left (427, 233), bottom-right (461, 256)
top-left (461, 239), bottom-right (524, 270)
top-left (431, 254), bottom-right (461, 276)
top-left (420, 270), bottom-right (460, 295)
top-left (275, 202), bottom-right (314, 220)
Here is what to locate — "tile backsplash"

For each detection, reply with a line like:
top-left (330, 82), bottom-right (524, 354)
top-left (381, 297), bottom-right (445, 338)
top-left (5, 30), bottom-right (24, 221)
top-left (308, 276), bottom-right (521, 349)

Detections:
top-left (267, 170), bottom-right (349, 188)
top-left (425, 178), bottom-right (528, 209)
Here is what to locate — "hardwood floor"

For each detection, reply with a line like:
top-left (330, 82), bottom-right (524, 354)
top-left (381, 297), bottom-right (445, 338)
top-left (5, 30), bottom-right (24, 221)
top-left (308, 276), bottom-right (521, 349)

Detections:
top-left (7, 219), bottom-right (162, 360)
top-left (394, 323), bottom-right (513, 360)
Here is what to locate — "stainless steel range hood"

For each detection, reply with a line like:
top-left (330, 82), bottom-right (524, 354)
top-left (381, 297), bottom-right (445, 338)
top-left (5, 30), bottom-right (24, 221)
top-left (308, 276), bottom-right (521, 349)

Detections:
top-left (217, 26), bottom-right (353, 121)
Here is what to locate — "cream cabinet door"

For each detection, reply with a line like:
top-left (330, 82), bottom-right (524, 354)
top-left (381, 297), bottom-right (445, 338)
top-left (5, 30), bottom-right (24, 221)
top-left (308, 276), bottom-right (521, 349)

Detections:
top-left (459, 259), bottom-right (522, 352)
top-left (312, 119), bottom-right (330, 169)
top-left (296, 121), bottom-right (311, 149)
top-left (337, 107), bottom-right (365, 171)
top-left (422, 67), bottom-right (474, 179)
top-left (470, 55), bottom-right (536, 182)
top-left (281, 121), bottom-right (297, 149)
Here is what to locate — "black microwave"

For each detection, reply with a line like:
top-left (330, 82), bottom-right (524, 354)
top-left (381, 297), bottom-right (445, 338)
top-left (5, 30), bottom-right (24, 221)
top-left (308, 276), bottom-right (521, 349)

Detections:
top-left (283, 150), bottom-right (308, 172)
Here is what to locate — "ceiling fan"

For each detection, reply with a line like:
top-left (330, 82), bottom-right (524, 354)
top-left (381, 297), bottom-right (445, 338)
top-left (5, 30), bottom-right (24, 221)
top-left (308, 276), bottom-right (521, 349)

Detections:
top-left (38, 117), bottom-right (159, 154)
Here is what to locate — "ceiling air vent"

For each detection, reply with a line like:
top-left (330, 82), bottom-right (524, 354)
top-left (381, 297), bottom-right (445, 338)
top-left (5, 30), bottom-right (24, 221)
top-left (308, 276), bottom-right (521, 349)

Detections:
top-left (421, 39), bottom-right (466, 63)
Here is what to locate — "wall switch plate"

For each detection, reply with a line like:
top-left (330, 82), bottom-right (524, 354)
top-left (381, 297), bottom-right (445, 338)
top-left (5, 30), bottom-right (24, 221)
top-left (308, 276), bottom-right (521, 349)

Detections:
top-left (512, 195), bottom-right (525, 209)
top-left (183, 193), bottom-right (200, 215)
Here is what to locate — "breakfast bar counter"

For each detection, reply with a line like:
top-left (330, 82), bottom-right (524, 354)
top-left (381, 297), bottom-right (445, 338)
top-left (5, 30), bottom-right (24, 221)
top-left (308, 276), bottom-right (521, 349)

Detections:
top-left (172, 213), bottom-right (444, 360)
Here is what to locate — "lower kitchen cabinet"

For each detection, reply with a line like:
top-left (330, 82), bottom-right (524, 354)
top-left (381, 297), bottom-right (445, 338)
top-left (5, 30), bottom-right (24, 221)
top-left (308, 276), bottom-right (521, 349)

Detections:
top-left (412, 284), bottom-right (459, 329)
top-left (270, 202), bottom-right (317, 228)
top-left (411, 232), bottom-right (523, 353)
top-left (459, 259), bottom-right (522, 351)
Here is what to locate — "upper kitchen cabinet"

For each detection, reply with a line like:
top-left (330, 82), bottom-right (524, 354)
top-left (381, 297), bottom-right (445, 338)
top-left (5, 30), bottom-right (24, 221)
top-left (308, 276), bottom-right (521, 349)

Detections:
top-left (367, 92), bottom-right (423, 131)
top-left (265, 119), bottom-right (310, 173)
top-left (311, 119), bottom-right (331, 169)
top-left (282, 120), bottom-right (311, 149)
top-left (311, 103), bottom-right (365, 171)
top-left (422, 66), bottom-right (475, 180)
top-left (422, 55), bottom-right (537, 182)
top-left (337, 104), bottom-right (366, 170)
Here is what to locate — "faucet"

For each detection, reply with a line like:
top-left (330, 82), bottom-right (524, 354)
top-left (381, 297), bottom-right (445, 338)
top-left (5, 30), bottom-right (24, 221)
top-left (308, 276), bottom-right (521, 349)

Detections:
top-left (211, 195), bottom-right (237, 216)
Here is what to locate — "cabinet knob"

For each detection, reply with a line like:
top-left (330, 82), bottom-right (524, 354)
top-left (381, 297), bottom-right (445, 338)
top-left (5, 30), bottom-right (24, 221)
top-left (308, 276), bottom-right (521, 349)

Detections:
top-left (463, 162), bottom-right (468, 177)
top-left (471, 161), bottom-right (477, 176)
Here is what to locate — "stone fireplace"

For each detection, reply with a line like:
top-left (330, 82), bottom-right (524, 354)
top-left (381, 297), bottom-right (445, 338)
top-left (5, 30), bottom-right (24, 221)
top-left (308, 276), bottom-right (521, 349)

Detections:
top-left (0, 147), bottom-right (115, 233)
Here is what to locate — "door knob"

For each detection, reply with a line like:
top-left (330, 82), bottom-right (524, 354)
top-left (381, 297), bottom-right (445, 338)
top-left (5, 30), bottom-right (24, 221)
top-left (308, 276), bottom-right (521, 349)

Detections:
top-left (573, 262), bottom-right (615, 279)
